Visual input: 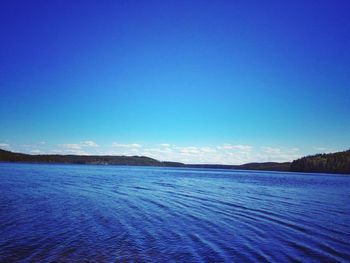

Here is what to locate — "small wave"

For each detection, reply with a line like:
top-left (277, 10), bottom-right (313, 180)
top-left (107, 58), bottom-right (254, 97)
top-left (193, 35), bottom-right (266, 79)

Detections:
top-left (0, 163), bottom-right (349, 262)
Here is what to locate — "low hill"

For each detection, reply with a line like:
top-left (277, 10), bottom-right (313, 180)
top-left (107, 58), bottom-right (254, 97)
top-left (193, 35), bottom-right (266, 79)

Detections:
top-left (237, 162), bottom-right (291, 171)
top-left (0, 149), bottom-right (182, 167)
top-left (0, 149), bottom-right (291, 171)
top-left (290, 150), bottom-right (350, 174)
top-left (186, 162), bottom-right (291, 171)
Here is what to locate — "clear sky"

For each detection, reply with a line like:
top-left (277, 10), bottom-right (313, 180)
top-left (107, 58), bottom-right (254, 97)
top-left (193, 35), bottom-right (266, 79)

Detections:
top-left (1, 1), bottom-right (349, 164)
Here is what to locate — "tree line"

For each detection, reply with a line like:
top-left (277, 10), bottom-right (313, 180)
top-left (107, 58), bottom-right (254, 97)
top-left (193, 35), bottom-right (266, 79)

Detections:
top-left (290, 149), bottom-right (350, 174)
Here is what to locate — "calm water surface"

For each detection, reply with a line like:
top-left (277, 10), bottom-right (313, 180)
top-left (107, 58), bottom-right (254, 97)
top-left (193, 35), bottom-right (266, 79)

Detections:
top-left (0, 163), bottom-right (349, 262)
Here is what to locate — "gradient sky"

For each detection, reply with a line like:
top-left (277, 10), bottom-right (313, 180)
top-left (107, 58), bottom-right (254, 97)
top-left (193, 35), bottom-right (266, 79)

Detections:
top-left (1, 0), bottom-right (349, 164)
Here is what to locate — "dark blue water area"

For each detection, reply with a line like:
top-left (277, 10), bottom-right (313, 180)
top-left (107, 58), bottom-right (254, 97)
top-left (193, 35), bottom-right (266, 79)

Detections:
top-left (0, 163), bottom-right (349, 262)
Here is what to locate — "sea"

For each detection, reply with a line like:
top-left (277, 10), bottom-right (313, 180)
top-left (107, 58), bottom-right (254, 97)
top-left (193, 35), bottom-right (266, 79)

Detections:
top-left (0, 163), bottom-right (349, 262)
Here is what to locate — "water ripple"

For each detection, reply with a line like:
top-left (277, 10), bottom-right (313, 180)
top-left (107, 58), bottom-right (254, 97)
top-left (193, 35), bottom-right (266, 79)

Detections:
top-left (0, 163), bottom-right (349, 262)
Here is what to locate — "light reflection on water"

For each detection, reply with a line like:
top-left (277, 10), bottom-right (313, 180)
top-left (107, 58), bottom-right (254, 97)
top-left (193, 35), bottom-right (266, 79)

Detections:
top-left (0, 163), bottom-right (349, 262)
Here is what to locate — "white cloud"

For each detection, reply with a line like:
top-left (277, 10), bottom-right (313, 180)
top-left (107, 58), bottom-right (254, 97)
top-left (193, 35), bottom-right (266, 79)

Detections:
top-left (313, 147), bottom-right (326, 151)
top-left (200, 147), bottom-right (216, 153)
top-left (59, 141), bottom-right (99, 152)
top-left (112, 142), bottom-right (142, 148)
top-left (290, 147), bottom-right (299, 153)
top-left (262, 146), bottom-right (281, 154)
top-left (139, 145), bottom-right (253, 164)
top-left (81, 141), bottom-right (99, 147)
top-left (107, 142), bottom-right (143, 157)
top-left (0, 143), bottom-right (10, 149)
top-left (160, 143), bottom-right (171, 147)
top-left (180, 146), bottom-right (200, 154)
top-left (60, 144), bottom-right (82, 150)
top-left (261, 146), bottom-right (300, 155)
top-left (258, 146), bottom-right (301, 162)
top-left (134, 144), bottom-right (303, 164)
top-left (219, 144), bottom-right (253, 151)
top-left (145, 147), bottom-right (173, 154)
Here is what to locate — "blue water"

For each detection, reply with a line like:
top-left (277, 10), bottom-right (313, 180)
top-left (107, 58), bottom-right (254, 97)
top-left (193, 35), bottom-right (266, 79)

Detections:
top-left (0, 163), bottom-right (349, 262)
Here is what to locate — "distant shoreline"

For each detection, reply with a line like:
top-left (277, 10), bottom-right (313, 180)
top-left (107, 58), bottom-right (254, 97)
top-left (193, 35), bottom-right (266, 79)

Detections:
top-left (2, 161), bottom-right (349, 178)
top-left (0, 148), bottom-right (349, 175)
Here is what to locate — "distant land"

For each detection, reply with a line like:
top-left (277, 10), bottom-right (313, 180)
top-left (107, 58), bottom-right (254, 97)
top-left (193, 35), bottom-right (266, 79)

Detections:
top-left (0, 148), bottom-right (349, 174)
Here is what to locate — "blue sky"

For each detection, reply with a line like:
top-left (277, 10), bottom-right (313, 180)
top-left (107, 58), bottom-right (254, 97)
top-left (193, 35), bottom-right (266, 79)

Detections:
top-left (1, 1), bottom-right (349, 164)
